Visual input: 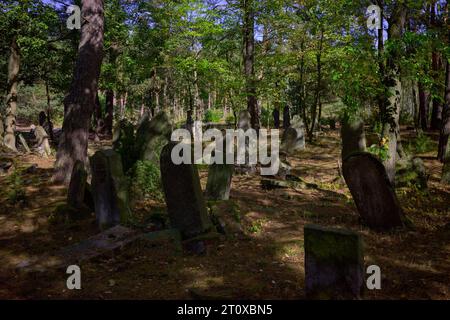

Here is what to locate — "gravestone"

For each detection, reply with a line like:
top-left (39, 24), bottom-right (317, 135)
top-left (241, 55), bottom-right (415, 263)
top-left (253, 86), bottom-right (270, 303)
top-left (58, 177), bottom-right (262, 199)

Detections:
top-left (33, 125), bottom-right (51, 157)
top-left (90, 149), bottom-right (131, 229)
top-left (304, 224), bottom-right (364, 300)
top-left (205, 151), bottom-right (234, 200)
top-left (281, 115), bottom-right (305, 154)
top-left (160, 142), bottom-right (212, 239)
top-left (67, 160), bottom-right (88, 211)
top-left (343, 152), bottom-right (405, 231)
top-left (340, 116), bottom-right (366, 160)
top-left (135, 111), bottom-right (172, 165)
top-left (18, 134), bottom-right (31, 153)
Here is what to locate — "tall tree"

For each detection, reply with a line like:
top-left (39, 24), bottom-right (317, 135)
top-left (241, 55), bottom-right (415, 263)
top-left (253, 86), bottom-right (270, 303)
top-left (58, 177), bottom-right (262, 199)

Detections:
top-left (53, 0), bottom-right (105, 184)
top-left (242, 0), bottom-right (259, 130)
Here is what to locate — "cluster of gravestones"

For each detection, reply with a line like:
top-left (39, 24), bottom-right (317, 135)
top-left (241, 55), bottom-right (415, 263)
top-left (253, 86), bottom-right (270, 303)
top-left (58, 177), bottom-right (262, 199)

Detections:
top-left (0, 111), bottom-right (53, 157)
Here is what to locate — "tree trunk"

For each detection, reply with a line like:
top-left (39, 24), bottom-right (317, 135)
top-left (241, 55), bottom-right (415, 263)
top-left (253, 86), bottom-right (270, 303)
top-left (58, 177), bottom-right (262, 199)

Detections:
top-left (104, 89), bottom-right (114, 135)
top-left (418, 82), bottom-right (429, 130)
top-left (53, 0), bottom-right (105, 184)
top-left (308, 28), bottom-right (324, 142)
top-left (4, 37), bottom-right (20, 152)
top-left (438, 60), bottom-right (450, 162)
top-left (382, 3), bottom-right (407, 184)
top-left (430, 2), bottom-right (443, 130)
top-left (242, 0), bottom-right (259, 131)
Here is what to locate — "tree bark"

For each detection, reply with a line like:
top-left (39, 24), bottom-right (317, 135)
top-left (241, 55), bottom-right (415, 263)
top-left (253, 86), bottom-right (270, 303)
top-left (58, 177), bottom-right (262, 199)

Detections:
top-left (438, 60), bottom-right (450, 162)
top-left (308, 28), bottom-right (324, 142)
top-left (4, 37), bottom-right (20, 152)
top-left (242, 0), bottom-right (259, 131)
top-left (104, 89), bottom-right (114, 135)
top-left (53, 0), bottom-right (105, 184)
top-left (418, 82), bottom-right (429, 130)
top-left (382, 3), bottom-right (407, 184)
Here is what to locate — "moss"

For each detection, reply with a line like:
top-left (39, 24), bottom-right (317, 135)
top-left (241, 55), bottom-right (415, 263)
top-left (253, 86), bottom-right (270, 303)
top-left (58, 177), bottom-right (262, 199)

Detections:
top-left (304, 224), bottom-right (363, 265)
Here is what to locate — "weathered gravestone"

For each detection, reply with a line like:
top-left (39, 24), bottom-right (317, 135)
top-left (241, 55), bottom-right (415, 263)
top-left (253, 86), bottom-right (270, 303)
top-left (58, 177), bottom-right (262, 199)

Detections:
top-left (281, 115), bottom-right (305, 154)
top-left (343, 152), bottom-right (405, 231)
top-left (340, 115), bottom-right (366, 160)
top-left (205, 151), bottom-right (234, 200)
top-left (18, 134), bottom-right (31, 153)
top-left (135, 111), bottom-right (172, 165)
top-left (33, 125), bottom-right (51, 157)
top-left (3, 114), bottom-right (17, 152)
top-left (90, 149), bottom-right (131, 229)
top-left (160, 142), bottom-right (212, 239)
top-left (304, 224), bottom-right (364, 300)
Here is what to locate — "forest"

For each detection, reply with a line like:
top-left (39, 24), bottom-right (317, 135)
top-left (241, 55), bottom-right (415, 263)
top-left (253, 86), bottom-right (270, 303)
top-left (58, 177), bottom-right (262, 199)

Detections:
top-left (0, 0), bottom-right (449, 300)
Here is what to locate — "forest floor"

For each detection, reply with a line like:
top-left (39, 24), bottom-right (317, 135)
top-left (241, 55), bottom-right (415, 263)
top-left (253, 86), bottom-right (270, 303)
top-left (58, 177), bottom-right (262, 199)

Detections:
top-left (0, 127), bottom-right (449, 300)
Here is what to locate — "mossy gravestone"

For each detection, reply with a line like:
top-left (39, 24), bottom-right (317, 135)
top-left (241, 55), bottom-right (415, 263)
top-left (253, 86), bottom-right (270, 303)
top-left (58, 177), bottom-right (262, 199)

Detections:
top-left (205, 151), bottom-right (234, 201)
top-left (160, 142), bottom-right (212, 239)
top-left (90, 149), bottom-right (131, 229)
top-left (112, 119), bottom-right (136, 173)
top-left (343, 152), bottom-right (405, 231)
top-left (135, 111), bottom-right (172, 165)
top-left (340, 115), bottom-right (366, 160)
top-left (304, 224), bottom-right (364, 300)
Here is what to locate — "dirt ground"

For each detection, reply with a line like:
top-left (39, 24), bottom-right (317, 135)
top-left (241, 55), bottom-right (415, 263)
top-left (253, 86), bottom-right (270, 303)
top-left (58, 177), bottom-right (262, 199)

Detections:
top-left (0, 128), bottom-right (449, 300)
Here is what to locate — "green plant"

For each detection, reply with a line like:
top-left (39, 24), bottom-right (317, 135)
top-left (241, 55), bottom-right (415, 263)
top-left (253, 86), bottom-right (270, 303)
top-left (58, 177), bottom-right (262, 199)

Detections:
top-left (367, 136), bottom-right (390, 161)
top-left (248, 219), bottom-right (265, 234)
top-left (260, 107), bottom-right (274, 127)
top-left (6, 169), bottom-right (26, 205)
top-left (129, 160), bottom-right (163, 201)
top-left (203, 109), bottom-right (222, 123)
top-left (413, 131), bottom-right (434, 154)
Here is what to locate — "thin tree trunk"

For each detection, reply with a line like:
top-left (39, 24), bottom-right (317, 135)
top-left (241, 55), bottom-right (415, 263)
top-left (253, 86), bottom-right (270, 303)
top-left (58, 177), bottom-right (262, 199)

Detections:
top-left (438, 59), bottom-right (450, 162)
top-left (242, 0), bottom-right (259, 131)
top-left (382, 3), bottom-right (407, 184)
top-left (104, 89), bottom-right (114, 135)
top-left (308, 28), bottom-right (324, 142)
top-left (53, 0), bottom-right (105, 184)
top-left (418, 82), bottom-right (429, 130)
top-left (45, 80), bottom-right (55, 142)
top-left (4, 37), bottom-right (20, 152)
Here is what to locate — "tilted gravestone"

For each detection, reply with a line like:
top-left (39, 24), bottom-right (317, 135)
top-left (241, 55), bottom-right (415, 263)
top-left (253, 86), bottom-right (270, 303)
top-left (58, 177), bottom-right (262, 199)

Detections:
top-left (205, 151), bottom-right (234, 201)
top-left (304, 224), bottom-right (364, 300)
top-left (90, 149), bottom-right (131, 229)
top-left (340, 116), bottom-right (366, 160)
top-left (160, 142), bottom-right (212, 239)
top-left (135, 111), bottom-right (172, 165)
top-left (343, 152), bottom-right (405, 231)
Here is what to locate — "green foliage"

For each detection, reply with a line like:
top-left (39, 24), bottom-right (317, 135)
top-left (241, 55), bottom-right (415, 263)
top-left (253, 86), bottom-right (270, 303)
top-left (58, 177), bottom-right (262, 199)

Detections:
top-left (410, 132), bottom-right (434, 154)
top-left (367, 137), bottom-right (390, 162)
top-left (203, 109), bottom-right (222, 123)
top-left (6, 169), bottom-right (26, 205)
top-left (260, 108), bottom-right (274, 128)
top-left (129, 160), bottom-right (163, 201)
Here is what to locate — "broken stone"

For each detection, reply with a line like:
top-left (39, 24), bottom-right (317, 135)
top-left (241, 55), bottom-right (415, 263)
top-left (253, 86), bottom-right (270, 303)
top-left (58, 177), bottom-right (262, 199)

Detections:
top-left (340, 115), bottom-right (366, 160)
